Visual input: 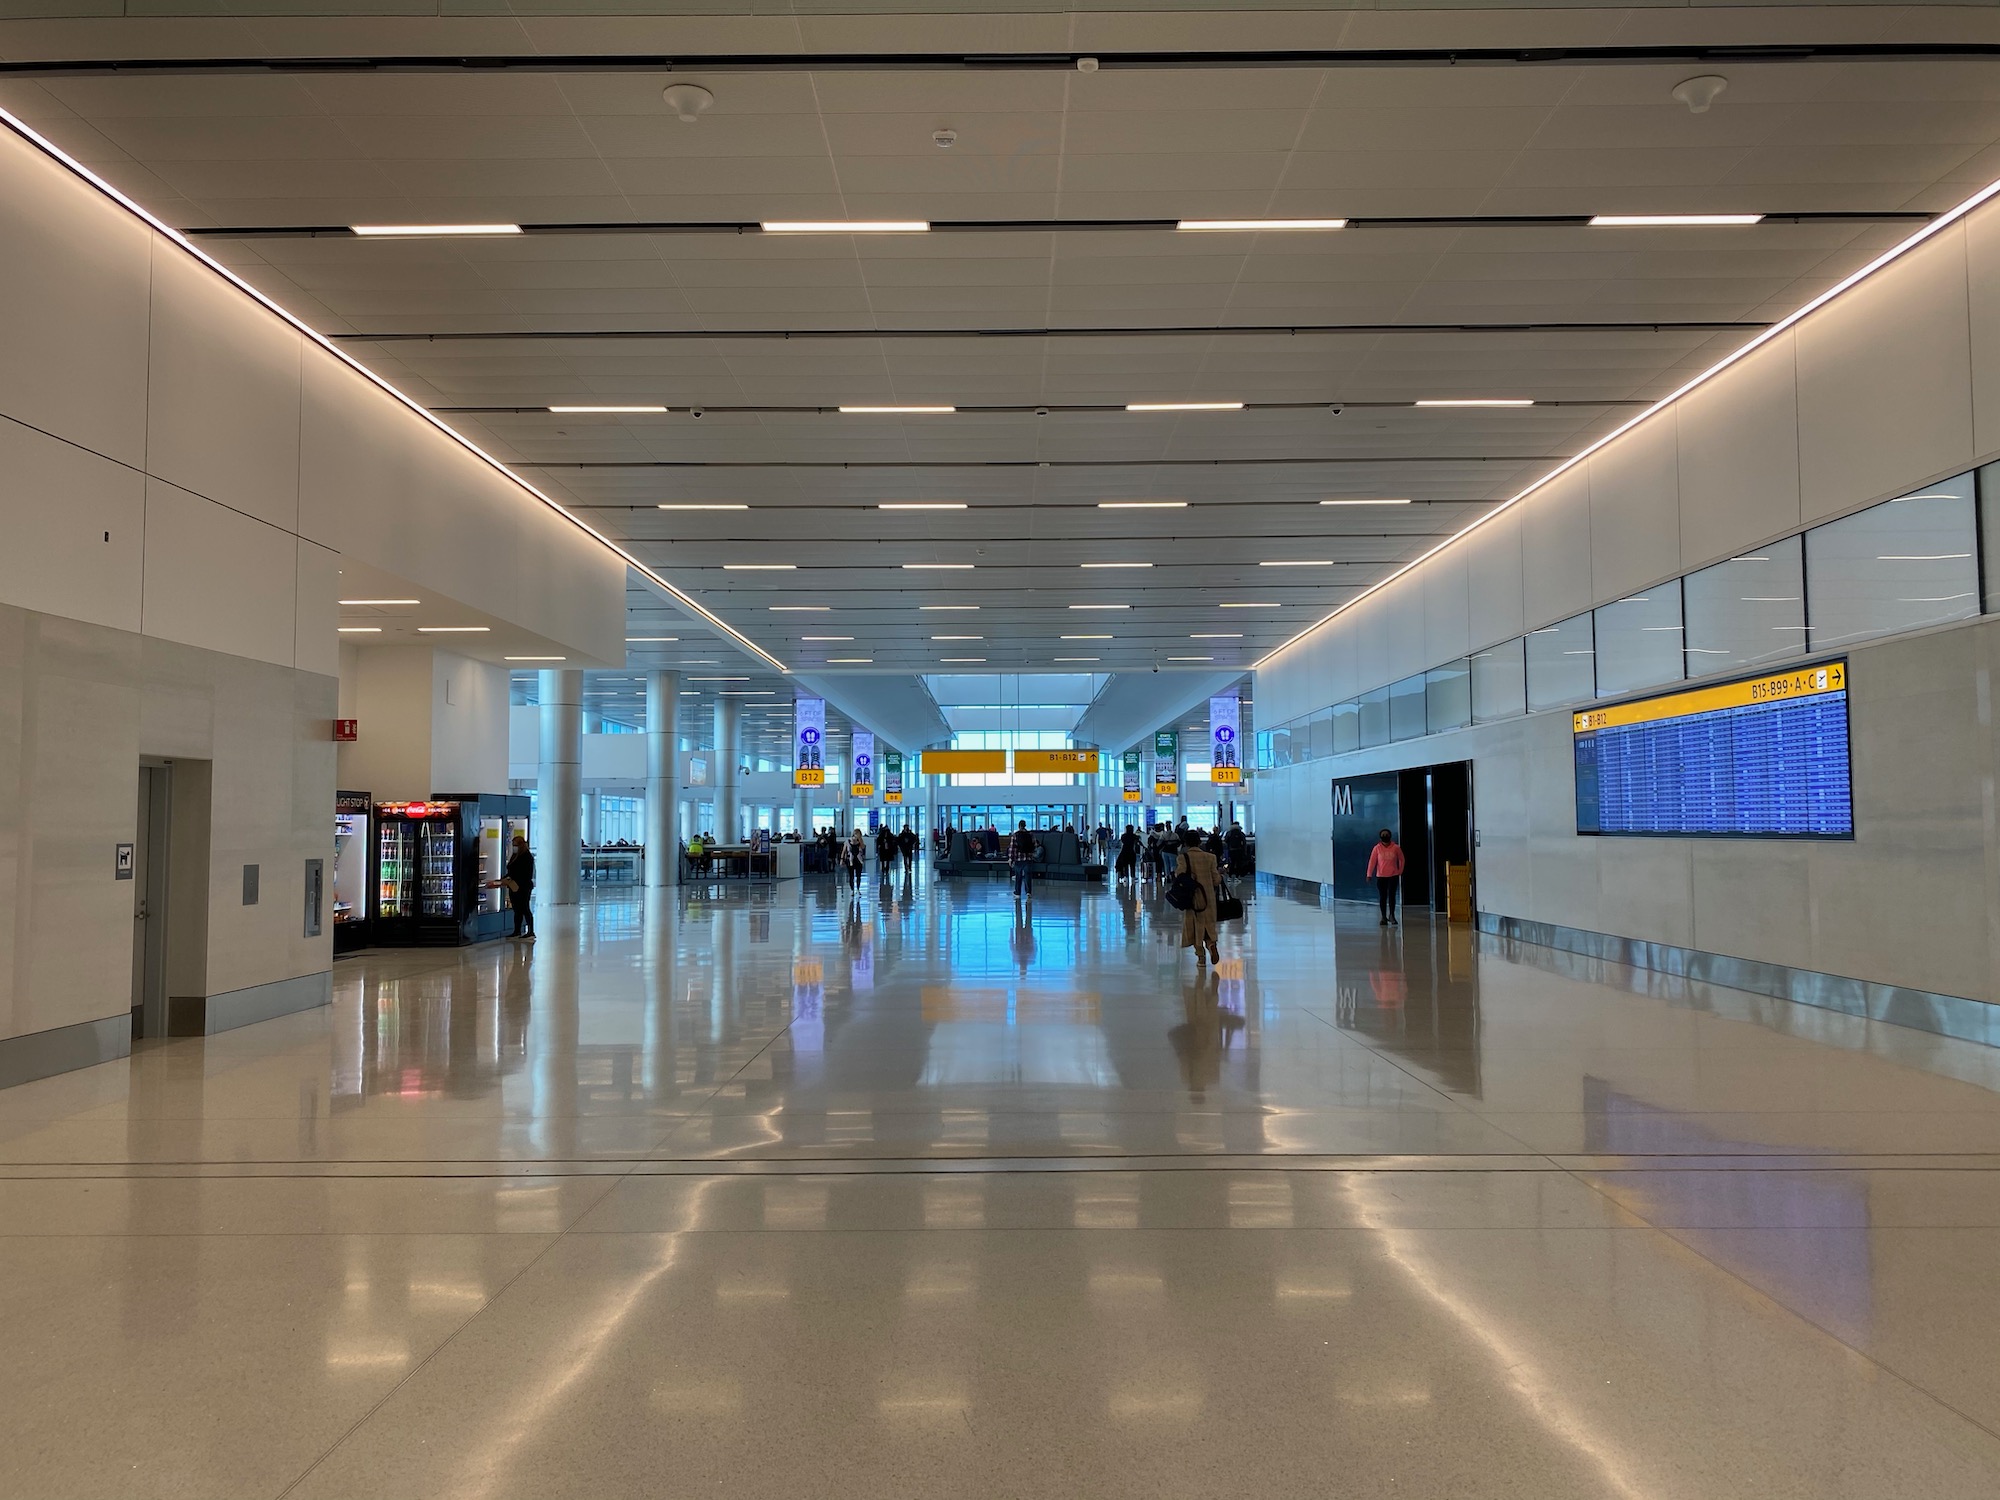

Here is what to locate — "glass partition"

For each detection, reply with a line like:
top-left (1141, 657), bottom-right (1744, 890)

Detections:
top-left (1683, 537), bottom-right (1807, 673)
top-left (1388, 674), bottom-right (1428, 741)
top-left (1331, 699), bottom-right (1361, 755)
top-left (1594, 580), bottom-right (1686, 698)
top-left (1307, 706), bottom-right (1334, 760)
top-left (1470, 638), bottom-right (1526, 722)
top-left (1525, 613), bottom-right (1596, 711)
top-left (1357, 685), bottom-right (1391, 748)
top-left (1425, 659), bottom-right (1471, 733)
top-left (1806, 479), bottom-right (1978, 651)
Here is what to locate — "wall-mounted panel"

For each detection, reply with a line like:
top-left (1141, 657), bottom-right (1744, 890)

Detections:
top-left (1676, 330), bottom-right (1802, 571)
top-left (1422, 546), bottom-right (1471, 667)
top-left (144, 244), bottom-right (303, 533)
top-left (1518, 466), bottom-right (1593, 630)
top-left (1588, 409), bottom-right (1680, 602)
top-left (294, 539), bottom-right (339, 680)
top-left (0, 415), bottom-right (144, 634)
top-left (1796, 225), bottom-right (1974, 526)
top-left (140, 480), bottom-right (296, 670)
top-left (1464, 508), bottom-right (1525, 649)
top-left (1968, 205), bottom-right (2000, 460)
top-left (0, 128), bottom-right (151, 468)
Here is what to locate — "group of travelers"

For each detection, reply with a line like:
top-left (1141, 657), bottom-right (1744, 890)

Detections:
top-left (1112, 819), bottom-right (1250, 885)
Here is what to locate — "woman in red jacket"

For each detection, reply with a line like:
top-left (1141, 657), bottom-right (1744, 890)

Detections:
top-left (1365, 828), bottom-right (1405, 927)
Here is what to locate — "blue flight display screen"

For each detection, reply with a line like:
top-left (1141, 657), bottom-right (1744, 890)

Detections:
top-left (1573, 661), bottom-right (1853, 839)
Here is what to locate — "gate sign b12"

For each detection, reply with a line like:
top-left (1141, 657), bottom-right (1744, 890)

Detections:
top-left (1573, 661), bottom-right (1853, 839)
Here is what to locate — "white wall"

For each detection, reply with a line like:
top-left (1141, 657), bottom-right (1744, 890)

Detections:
top-left (0, 115), bottom-right (623, 1068)
top-left (1255, 195), bottom-right (2000, 1009)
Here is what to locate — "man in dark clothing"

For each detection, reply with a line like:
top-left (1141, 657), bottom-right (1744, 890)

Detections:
top-left (897, 824), bottom-right (919, 873)
top-left (502, 834), bottom-right (536, 940)
top-left (1008, 820), bottom-right (1037, 898)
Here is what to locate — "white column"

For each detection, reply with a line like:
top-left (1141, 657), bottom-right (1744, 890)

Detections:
top-left (793, 785), bottom-right (810, 838)
top-left (537, 668), bottom-right (582, 907)
top-left (713, 698), bottom-right (741, 842)
top-left (646, 670), bottom-right (679, 887)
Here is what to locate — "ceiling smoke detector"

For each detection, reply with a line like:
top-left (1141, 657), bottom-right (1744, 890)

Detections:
top-left (933, 129), bottom-right (957, 149)
top-left (661, 84), bottom-right (715, 123)
top-left (1671, 75), bottom-right (1727, 115)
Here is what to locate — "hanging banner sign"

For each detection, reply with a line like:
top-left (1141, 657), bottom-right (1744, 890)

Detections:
top-left (1122, 750), bottom-right (1143, 803)
top-left (794, 698), bottom-right (826, 786)
top-left (851, 731), bottom-right (876, 797)
top-left (1153, 730), bottom-right (1180, 797)
top-left (884, 751), bottom-right (904, 804)
top-left (1209, 696), bottom-right (1242, 785)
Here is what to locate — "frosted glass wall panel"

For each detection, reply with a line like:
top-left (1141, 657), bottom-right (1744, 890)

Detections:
top-left (1526, 613), bottom-right (1596, 711)
top-left (1307, 707), bottom-right (1333, 761)
top-left (1331, 699), bottom-right (1361, 755)
top-left (1388, 674), bottom-right (1428, 742)
top-left (1594, 580), bottom-right (1686, 698)
top-left (1357, 685), bottom-right (1391, 748)
top-left (1806, 481), bottom-right (1977, 650)
top-left (1426, 660), bottom-right (1471, 733)
top-left (1683, 537), bottom-right (1807, 673)
top-left (1470, 637), bottom-right (1526, 723)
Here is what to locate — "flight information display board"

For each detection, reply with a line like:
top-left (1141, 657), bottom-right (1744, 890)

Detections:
top-left (1573, 661), bottom-right (1853, 838)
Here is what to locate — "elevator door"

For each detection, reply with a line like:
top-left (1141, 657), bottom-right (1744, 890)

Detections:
top-left (130, 764), bottom-right (171, 1040)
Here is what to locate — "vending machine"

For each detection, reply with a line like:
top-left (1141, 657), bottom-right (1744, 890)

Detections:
top-left (374, 795), bottom-right (533, 946)
top-left (332, 790), bottom-right (372, 953)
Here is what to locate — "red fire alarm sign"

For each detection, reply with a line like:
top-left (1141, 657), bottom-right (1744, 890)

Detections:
top-left (333, 719), bottom-right (358, 742)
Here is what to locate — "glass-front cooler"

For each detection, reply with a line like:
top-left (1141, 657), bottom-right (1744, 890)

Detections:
top-left (332, 790), bottom-right (372, 953)
top-left (374, 801), bottom-right (473, 945)
top-left (435, 792), bottom-right (532, 943)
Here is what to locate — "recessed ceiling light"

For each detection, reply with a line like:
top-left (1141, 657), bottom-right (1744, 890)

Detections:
top-left (878, 502), bottom-right (967, 510)
top-left (657, 503), bottom-right (748, 510)
top-left (1168, 656), bottom-right (1214, 661)
top-left (800, 635), bottom-right (853, 641)
top-left (1414, 399), bottom-right (1535, 408)
top-left (1069, 604), bottom-right (1129, 610)
top-left (1098, 500), bottom-right (1187, 509)
top-left (505, 655), bottom-right (566, 661)
top-left (769, 606), bottom-right (829, 612)
top-left (1259, 560), bottom-right (1333, 567)
top-left (1053, 656), bottom-right (1100, 662)
top-left (1080, 562), bottom-right (1152, 569)
top-left (931, 635), bottom-right (983, 641)
top-left (940, 657), bottom-right (987, 662)
top-left (339, 598), bottom-right (419, 606)
top-left (680, 690), bottom-right (701, 695)
top-left (719, 689), bottom-right (775, 695)
top-left (336, 626), bottom-right (381, 633)
top-left (826, 657), bottom-right (874, 664)
top-left (689, 676), bottom-right (749, 681)
top-left (351, 223), bottom-right (521, 237)
top-left (1319, 498), bottom-right (1411, 506)
top-left (1176, 218), bottom-right (1348, 232)
top-left (903, 563), bottom-right (974, 570)
top-left (762, 221), bottom-right (929, 234)
top-left (1191, 634), bottom-right (1243, 639)
top-left (1125, 402), bottom-right (1243, 413)
top-left (840, 405), bottom-right (956, 415)
top-left (722, 563), bottom-right (796, 570)
top-left (1589, 214), bottom-right (1764, 227)
top-left (417, 626), bottom-right (491, 632)
top-left (1062, 634), bottom-right (1112, 640)
top-left (1220, 602), bottom-right (1283, 608)
top-left (919, 605), bottom-right (979, 611)
top-left (552, 405), bottom-right (666, 414)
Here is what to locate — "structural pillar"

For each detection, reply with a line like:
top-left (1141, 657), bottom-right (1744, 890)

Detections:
top-left (537, 668), bottom-right (582, 907)
top-left (793, 786), bottom-right (811, 839)
top-left (646, 670), bottom-right (679, 887)
top-left (714, 698), bottom-right (741, 843)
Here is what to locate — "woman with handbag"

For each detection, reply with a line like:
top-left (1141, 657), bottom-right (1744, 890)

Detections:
top-left (1173, 838), bottom-right (1222, 965)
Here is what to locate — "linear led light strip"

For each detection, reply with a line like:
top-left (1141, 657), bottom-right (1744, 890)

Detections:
top-left (1255, 168), bottom-right (2000, 670)
top-left (0, 106), bottom-right (792, 678)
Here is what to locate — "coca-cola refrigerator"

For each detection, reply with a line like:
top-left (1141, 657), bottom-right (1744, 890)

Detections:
top-left (332, 790), bottom-right (373, 953)
top-left (373, 795), bottom-right (531, 946)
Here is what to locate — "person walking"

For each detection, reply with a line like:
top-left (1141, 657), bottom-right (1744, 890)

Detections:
top-left (1367, 827), bottom-right (1405, 926)
top-left (1116, 824), bottom-right (1141, 882)
top-left (1174, 836), bottom-right (1222, 965)
top-left (1008, 819), bottom-right (1037, 898)
top-left (897, 823), bottom-right (919, 875)
top-left (491, 833), bottom-right (535, 940)
top-left (842, 828), bottom-right (867, 893)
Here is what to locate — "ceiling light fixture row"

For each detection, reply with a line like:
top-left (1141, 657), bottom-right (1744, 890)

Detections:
top-left (328, 212), bottom-right (1817, 242)
top-left (527, 400), bottom-right (1550, 417)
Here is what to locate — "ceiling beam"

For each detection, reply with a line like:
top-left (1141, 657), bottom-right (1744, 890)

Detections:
top-left (333, 320), bottom-right (1763, 344)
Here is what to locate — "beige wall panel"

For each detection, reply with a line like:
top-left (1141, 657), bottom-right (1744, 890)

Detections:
top-left (1422, 546), bottom-right (1472, 667)
top-left (144, 243), bottom-right (303, 533)
top-left (1517, 467), bottom-right (1593, 631)
top-left (293, 540), bottom-right (340, 681)
top-left (1587, 410), bottom-right (1681, 603)
top-left (1796, 225), bottom-right (1975, 525)
top-left (1676, 331), bottom-right (1803, 572)
top-left (1463, 508), bottom-right (1525, 651)
top-left (140, 480), bottom-right (297, 670)
top-left (0, 415), bottom-right (145, 634)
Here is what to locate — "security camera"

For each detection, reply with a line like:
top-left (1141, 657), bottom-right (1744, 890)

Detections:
top-left (690, 407), bottom-right (705, 419)
top-left (1035, 406), bottom-right (1050, 417)
top-left (1328, 404), bottom-right (1343, 415)
top-left (1152, 664), bottom-right (1160, 674)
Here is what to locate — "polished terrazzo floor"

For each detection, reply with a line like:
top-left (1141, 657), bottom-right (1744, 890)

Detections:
top-left (7, 868), bottom-right (2000, 1497)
